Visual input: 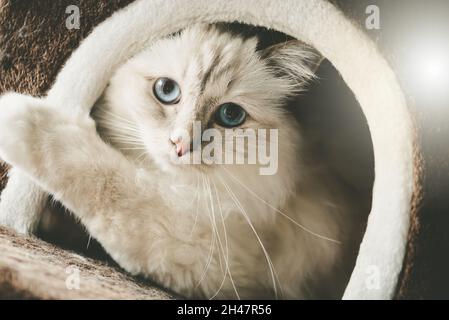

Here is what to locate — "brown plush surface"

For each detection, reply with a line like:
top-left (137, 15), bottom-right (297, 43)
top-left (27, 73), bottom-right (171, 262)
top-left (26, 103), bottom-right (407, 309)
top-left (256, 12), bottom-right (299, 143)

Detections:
top-left (0, 163), bottom-right (8, 192)
top-left (395, 119), bottom-right (449, 299)
top-left (395, 123), bottom-right (425, 299)
top-left (0, 226), bottom-right (173, 299)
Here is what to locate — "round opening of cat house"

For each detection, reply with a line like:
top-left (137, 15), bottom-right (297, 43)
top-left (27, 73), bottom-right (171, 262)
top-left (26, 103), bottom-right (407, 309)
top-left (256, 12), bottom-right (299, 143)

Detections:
top-left (34, 0), bottom-right (415, 299)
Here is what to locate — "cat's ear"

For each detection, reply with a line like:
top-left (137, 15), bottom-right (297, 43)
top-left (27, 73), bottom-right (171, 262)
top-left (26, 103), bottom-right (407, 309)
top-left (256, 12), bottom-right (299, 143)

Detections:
top-left (260, 40), bottom-right (323, 83)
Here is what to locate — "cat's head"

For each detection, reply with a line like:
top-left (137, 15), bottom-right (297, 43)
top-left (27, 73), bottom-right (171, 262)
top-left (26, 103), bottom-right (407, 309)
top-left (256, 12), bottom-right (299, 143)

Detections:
top-left (96, 24), bottom-right (321, 188)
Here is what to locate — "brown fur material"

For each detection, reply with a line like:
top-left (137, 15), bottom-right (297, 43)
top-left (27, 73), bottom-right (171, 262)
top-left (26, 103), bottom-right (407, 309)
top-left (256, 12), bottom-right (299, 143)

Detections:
top-left (0, 226), bottom-right (173, 299)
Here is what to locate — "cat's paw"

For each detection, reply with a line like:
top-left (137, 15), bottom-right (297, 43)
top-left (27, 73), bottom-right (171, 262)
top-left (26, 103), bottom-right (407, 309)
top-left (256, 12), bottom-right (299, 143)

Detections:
top-left (0, 93), bottom-right (48, 169)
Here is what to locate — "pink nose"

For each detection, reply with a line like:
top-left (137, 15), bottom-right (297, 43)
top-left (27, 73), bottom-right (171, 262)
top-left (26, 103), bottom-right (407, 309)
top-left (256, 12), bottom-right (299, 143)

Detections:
top-left (170, 137), bottom-right (187, 157)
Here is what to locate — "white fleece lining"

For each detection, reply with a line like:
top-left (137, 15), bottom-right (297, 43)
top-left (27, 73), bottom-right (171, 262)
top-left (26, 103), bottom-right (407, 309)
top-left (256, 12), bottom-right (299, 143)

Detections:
top-left (1, 0), bottom-right (414, 299)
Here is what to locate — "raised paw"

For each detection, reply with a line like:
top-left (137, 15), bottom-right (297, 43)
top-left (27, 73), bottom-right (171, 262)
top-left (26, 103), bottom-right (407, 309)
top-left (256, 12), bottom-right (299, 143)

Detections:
top-left (0, 93), bottom-right (49, 170)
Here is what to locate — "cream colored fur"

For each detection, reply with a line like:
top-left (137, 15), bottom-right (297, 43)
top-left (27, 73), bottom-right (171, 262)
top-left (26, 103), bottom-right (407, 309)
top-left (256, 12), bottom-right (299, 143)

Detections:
top-left (0, 25), bottom-right (360, 299)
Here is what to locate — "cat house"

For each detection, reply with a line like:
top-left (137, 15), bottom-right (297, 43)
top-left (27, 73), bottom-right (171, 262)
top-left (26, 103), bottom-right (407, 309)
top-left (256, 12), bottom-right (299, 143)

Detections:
top-left (0, 0), bottom-right (440, 299)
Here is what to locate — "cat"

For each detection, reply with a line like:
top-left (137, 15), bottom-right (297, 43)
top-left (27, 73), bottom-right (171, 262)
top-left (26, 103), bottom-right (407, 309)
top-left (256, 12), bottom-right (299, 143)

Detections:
top-left (0, 24), bottom-right (363, 299)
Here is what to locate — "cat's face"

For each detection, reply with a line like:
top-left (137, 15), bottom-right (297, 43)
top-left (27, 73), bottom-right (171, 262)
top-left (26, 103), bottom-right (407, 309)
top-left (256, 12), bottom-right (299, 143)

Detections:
top-left (98, 25), bottom-right (319, 180)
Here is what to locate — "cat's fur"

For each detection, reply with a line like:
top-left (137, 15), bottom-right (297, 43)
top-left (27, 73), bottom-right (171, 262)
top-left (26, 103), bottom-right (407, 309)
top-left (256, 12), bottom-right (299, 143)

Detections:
top-left (0, 25), bottom-right (362, 299)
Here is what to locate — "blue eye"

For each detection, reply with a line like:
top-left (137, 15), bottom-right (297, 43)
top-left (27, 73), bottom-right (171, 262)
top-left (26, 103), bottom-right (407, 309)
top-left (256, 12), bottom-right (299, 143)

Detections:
top-left (153, 78), bottom-right (181, 104)
top-left (215, 103), bottom-right (247, 128)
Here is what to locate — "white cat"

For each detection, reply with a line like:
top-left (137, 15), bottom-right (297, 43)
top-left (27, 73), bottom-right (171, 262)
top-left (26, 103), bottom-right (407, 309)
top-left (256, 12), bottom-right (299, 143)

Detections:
top-left (0, 25), bottom-right (362, 299)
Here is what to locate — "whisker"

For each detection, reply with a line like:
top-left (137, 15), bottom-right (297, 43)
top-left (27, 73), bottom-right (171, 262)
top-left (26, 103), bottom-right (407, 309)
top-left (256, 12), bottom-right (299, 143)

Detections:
top-left (119, 147), bottom-right (147, 151)
top-left (102, 128), bottom-right (143, 140)
top-left (219, 176), bottom-right (281, 299)
top-left (222, 167), bottom-right (342, 245)
top-left (188, 174), bottom-right (201, 239)
top-left (96, 115), bottom-right (141, 128)
top-left (107, 132), bottom-right (144, 140)
top-left (195, 174), bottom-right (217, 291)
top-left (211, 179), bottom-right (240, 300)
top-left (86, 235), bottom-right (92, 250)
top-left (204, 175), bottom-right (225, 277)
top-left (97, 109), bottom-right (140, 127)
top-left (135, 151), bottom-right (149, 166)
top-left (97, 118), bottom-right (142, 134)
top-left (204, 176), bottom-right (228, 300)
